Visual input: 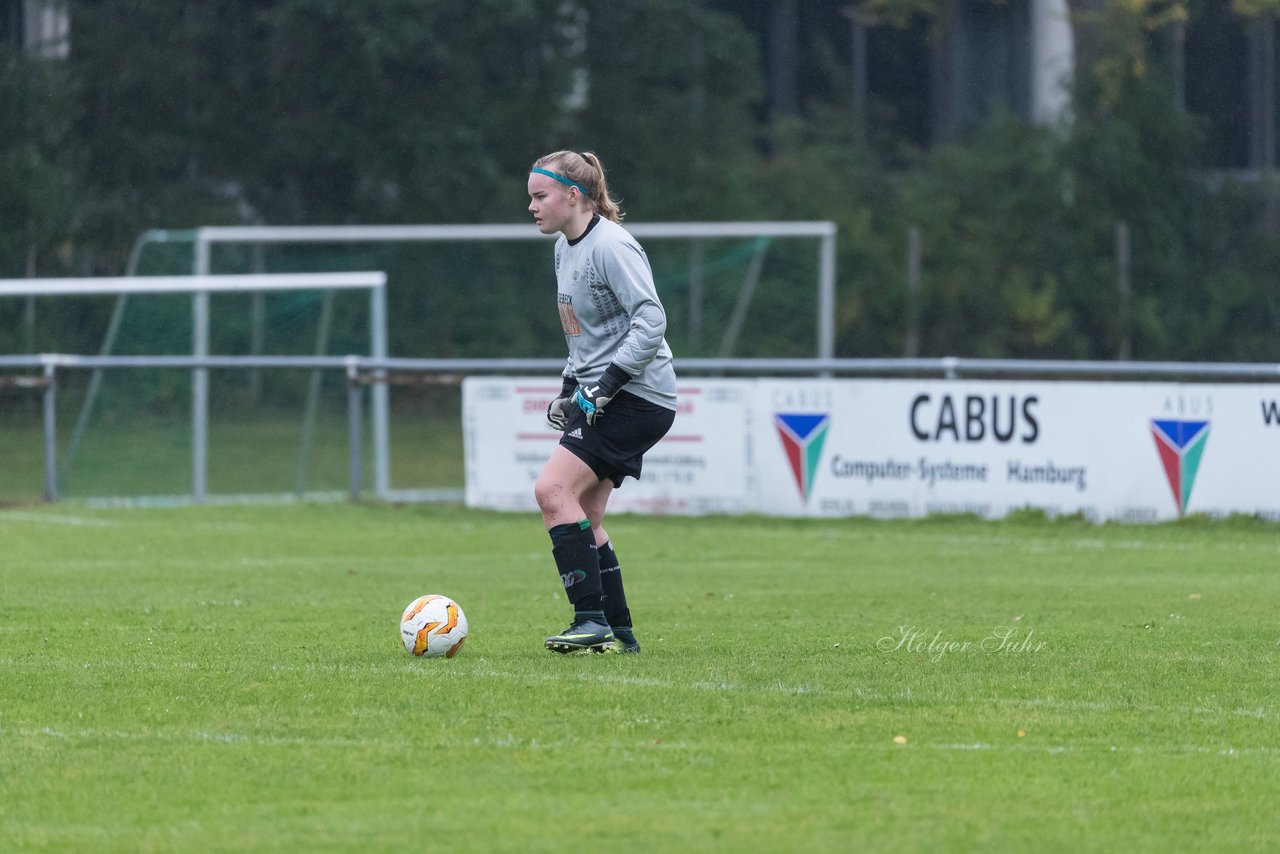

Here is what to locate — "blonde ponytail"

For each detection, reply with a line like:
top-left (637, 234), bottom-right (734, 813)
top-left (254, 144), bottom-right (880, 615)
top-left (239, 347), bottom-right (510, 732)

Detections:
top-left (530, 150), bottom-right (625, 222)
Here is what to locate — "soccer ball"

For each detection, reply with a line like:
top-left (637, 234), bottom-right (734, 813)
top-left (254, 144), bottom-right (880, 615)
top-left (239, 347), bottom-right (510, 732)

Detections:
top-left (400, 594), bottom-right (469, 658)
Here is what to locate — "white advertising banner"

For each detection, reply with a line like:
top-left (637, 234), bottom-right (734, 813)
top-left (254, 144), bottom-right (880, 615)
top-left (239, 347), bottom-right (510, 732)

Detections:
top-left (462, 378), bottom-right (751, 515)
top-left (753, 379), bottom-right (1280, 521)
top-left (464, 377), bottom-right (1280, 522)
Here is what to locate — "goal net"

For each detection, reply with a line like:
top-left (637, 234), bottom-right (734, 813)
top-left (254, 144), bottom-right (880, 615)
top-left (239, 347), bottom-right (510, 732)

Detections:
top-left (0, 273), bottom-right (385, 504)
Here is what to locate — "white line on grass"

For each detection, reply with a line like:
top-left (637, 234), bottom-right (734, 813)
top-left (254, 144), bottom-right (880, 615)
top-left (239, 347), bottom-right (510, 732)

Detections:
top-left (456, 665), bottom-right (1277, 721)
top-left (83, 491), bottom-right (349, 509)
top-left (0, 511), bottom-right (119, 527)
top-left (9, 658), bottom-right (1274, 723)
top-left (6, 725), bottom-right (1277, 758)
top-left (923, 741), bottom-right (1280, 756)
top-left (875, 531), bottom-right (1270, 555)
top-left (989, 695), bottom-right (1274, 720)
top-left (4, 726), bottom-right (572, 752)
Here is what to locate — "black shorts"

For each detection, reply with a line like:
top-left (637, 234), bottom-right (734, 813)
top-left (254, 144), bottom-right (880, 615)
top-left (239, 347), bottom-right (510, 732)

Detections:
top-left (559, 390), bottom-right (676, 488)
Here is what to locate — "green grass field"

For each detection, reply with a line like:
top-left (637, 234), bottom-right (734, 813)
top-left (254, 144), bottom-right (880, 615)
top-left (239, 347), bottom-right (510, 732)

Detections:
top-left (2, 503), bottom-right (1278, 851)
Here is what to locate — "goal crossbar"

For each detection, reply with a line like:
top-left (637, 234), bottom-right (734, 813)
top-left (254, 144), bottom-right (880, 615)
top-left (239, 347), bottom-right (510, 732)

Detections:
top-left (132, 222), bottom-right (838, 362)
top-left (179, 222), bottom-right (836, 243)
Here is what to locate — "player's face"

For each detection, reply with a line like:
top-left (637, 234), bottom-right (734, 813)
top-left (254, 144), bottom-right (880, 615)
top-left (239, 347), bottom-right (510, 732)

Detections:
top-left (527, 172), bottom-right (572, 235)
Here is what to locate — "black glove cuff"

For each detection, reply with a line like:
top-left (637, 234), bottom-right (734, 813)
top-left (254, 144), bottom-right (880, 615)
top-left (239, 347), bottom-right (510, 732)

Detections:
top-left (598, 363), bottom-right (633, 397)
top-left (559, 376), bottom-right (578, 397)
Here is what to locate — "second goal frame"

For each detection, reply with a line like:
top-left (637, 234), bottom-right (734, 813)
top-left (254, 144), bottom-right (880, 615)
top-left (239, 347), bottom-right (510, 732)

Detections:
top-left (129, 221), bottom-right (838, 500)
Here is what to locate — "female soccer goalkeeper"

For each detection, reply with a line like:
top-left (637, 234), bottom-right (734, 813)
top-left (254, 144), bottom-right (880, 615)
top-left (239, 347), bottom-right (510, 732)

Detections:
top-left (527, 150), bottom-right (678, 654)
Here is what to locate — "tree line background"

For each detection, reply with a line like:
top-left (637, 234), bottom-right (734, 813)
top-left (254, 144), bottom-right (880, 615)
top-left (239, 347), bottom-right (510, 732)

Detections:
top-left (3, 0), bottom-right (1279, 363)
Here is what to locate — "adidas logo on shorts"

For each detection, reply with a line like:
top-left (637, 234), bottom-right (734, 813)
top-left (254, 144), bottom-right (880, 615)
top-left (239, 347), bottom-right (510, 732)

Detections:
top-left (567, 427), bottom-right (583, 439)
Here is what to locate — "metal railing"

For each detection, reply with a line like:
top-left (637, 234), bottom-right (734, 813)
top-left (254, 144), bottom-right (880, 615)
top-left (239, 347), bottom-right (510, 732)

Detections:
top-left (3, 353), bottom-right (1279, 504)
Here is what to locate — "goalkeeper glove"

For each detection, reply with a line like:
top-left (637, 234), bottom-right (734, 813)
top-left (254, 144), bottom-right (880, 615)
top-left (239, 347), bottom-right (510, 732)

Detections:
top-left (546, 376), bottom-right (577, 431)
top-left (572, 364), bottom-right (632, 426)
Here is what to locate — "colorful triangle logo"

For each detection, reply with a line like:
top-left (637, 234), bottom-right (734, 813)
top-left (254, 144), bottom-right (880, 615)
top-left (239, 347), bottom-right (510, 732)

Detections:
top-left (774, 413), bottom-right (830, 502)
top-left (1150, 419), bottom-right (1210, 516)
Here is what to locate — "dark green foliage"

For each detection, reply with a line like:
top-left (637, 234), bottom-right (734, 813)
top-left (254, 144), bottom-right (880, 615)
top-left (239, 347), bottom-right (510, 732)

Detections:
top-left (2, 1), bottom-right (1279, 363)
top-left (0, 43), bottom-right (76, 279)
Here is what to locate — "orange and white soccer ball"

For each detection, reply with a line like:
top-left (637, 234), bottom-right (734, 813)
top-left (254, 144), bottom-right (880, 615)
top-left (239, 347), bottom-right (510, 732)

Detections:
top-left (400, 594), bottom-right (468, 658)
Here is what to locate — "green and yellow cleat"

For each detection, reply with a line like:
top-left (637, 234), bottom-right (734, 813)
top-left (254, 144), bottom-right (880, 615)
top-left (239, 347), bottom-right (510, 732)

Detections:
top-left (607, 626), bottom-right (640, 654)
top-left (545, 617), bottom-right (615, 654)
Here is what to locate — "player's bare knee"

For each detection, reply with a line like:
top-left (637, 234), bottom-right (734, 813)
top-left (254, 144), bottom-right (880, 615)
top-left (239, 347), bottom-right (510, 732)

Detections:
top-left (533, 475), bottom-right (565, 516)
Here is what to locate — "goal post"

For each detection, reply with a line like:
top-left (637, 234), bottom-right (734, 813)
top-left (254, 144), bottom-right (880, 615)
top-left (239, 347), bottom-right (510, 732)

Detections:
top-left (0, 273), bottom-right (388, 503)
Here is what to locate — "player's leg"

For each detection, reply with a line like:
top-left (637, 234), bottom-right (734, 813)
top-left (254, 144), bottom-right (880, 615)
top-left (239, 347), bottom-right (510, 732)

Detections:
top-left (534, 446), bottom-right (614, 653)
top-left (536, 392), bottom-right (672, 654)
top-left (579, 482), bottom-right (639, 654)
top-left (577, 475), bottom-right (612, 548)
top-left (599, 539), bottom-right (639, 653)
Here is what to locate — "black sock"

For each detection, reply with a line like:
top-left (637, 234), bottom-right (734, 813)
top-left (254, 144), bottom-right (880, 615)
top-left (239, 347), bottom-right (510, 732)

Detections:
top-left (549, 520), bottom-right (602, 611)
top-left (598, 541), bottom-right (632, 629)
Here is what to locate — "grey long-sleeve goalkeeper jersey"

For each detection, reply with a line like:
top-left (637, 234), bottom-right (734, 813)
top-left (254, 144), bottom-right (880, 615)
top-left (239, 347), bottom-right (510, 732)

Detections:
top-left (553, 216), bottom-right (677, 410)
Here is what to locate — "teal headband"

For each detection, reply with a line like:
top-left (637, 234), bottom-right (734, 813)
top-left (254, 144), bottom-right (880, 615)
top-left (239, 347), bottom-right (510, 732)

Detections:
top-left (530, 167), bottom-right (592, 198)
